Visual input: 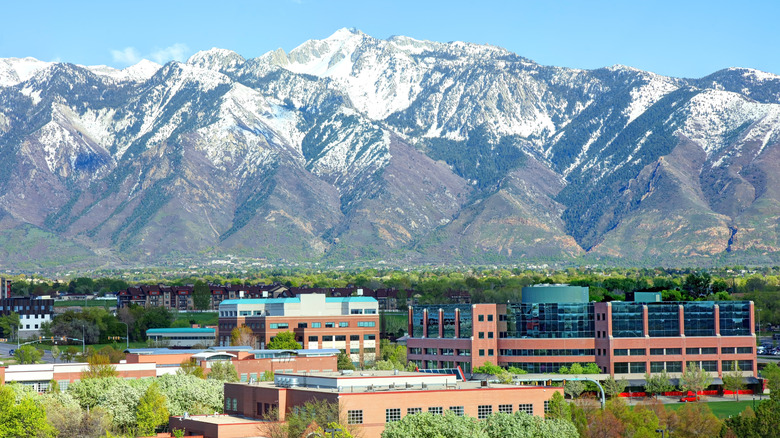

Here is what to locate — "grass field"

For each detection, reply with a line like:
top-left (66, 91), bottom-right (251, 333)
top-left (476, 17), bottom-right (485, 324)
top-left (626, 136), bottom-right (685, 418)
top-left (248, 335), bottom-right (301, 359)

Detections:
top-left (666, 399), bottom-right (761, 418)
top-left (174, 312), bottom-right (218, 326)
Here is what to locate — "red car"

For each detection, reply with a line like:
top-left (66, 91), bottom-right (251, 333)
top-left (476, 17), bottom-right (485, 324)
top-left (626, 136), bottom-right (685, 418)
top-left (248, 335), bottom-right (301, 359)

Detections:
top-left (680, 391), bottom-right (700, 402)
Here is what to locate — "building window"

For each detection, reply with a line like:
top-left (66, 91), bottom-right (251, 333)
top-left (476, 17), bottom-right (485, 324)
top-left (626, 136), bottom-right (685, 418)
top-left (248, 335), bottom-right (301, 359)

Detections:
top-left (737, 347), bottom-right (753, 354)
top-left (701, 360), bottom-right (718, 371)
top-left (347, 410), bottom-right (363, 424)
top-left (479, 349), bottom-right (485, 356)
top-left (312, 322), bottom-right (321, 328)
top-left (364, 334), bottom-right (376, 340)
top-left (308, 336), bottom-right (318, 342)
top-left (488, 332), bottom-right (494, 339)
top-left (322, 335), bottom-right (333, 341)
top-left (701, 347), bottom-right (717, 354)
top-left (457, 349), bottom-right (470, 356)
top-left (544, 400), bottom-right (551, 413)
top-left (614, 349), bottom-right (628, 356)
top-left (487, 314), bottom-right (493, 322)
top-left (478, 315), bottom-right (484, 322)
top-left (335, 335), bottom-right (346, 341)
top-left (449, 406), bottom-right (464, 416)
top-left (428, 407), bottom-right (443, 415)
top-left (386, 408), bottom-right (401, 423)
top-left (269, 323), bottom-right (288, 329)
top-left (478, 405), bottom-right (492, 419)
top-left (351, 309), bottom-right (363, 314)
top-left (325, 322), bottom-right (335, 328)
top-left (666, 348), bottom-right (682, 355)
top-left (479, 332), bottom-right (485, 339)
top-left (498, 404), bottom-right (512, 414)
top-left (407, 407), bottom-right (422, 415)
top-left (350, 335), bottom-right (359, 341)
top-left (488, 349), bottom-right (494, 356)
top-left (425, 348), bottom-right (437, 355)
top-left (232, 398), bottom-right (237, 411)
top-left (722, 347), bottom-right (736, 354)
top-left (518, 404), bottom-right (533, 415)
top-left (298, 323), bottom-right (307, 328)
top-left (358, 321), bottom-right (376, 327)
top-left (686, 348), bottom-right (700, 355)
top-left (339, 322), bottom-right (349, 327)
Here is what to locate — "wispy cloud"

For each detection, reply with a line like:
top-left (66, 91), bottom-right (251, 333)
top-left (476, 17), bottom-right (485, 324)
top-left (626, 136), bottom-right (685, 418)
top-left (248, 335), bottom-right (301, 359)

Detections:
top-left (110, 43), bottom-right (190, 66)
top-left (150, 43), bottom-right (190, 64)
top-left (111, 47), bottom-right (142, 65)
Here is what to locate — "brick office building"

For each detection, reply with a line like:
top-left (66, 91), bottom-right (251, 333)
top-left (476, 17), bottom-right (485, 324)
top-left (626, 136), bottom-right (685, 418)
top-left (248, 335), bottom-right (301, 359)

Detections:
top-left (218, 294), bottom-right (380, 365)
top-left (407, 285), bottom-right (757, 383)
top-left (171, 370), bottom-right (562, 438)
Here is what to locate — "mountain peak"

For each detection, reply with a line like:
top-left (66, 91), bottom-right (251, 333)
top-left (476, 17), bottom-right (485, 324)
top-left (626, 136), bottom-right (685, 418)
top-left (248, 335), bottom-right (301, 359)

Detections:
top-left (187, 48), bottom-right (245, 72)
top-left (0, 56), bottom-right (52, 87)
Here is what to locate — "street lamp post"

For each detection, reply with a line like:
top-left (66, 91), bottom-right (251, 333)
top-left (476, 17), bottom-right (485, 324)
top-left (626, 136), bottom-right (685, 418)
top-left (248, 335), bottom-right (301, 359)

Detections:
top-left (117, 321), bottom-right (129, 349)
top-left (324, 428), bottom-right (341, 438)
top-left (655, 429), bottom-right (666, 438)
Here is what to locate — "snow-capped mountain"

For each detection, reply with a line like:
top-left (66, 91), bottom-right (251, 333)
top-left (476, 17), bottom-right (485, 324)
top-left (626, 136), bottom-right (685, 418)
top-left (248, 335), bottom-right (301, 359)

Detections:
top-left (2, 28), bottom-right (780, 271)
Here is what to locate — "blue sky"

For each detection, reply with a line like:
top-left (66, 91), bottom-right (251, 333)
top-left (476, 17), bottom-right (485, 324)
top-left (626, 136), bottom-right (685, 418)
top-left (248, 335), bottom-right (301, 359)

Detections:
top-left (1, 0), bottom-right (778, 78)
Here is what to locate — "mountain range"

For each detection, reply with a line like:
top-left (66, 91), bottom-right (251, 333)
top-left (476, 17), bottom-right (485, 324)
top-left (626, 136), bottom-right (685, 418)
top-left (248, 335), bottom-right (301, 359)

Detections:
top-left (2, 28), bottom-right (780, 272)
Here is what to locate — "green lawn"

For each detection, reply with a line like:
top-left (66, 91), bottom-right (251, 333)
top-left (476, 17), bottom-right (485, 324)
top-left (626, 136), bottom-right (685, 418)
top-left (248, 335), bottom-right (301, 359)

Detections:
top-left (174, 311), bottom-right (218, 326)
top-left (666, 399), bottom-right (760, 418)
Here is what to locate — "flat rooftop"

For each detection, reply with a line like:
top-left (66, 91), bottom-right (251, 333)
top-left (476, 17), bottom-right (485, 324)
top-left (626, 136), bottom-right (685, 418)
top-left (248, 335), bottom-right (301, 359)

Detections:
top-left (175, 414), bottom-right (267, 426)
top-left (235, 370), bottom-right (545, 394)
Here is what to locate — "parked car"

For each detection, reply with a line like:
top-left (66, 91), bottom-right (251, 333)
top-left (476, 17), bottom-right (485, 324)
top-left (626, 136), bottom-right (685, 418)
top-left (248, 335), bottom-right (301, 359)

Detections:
top-left (680, 391), bottom-right (699, 402)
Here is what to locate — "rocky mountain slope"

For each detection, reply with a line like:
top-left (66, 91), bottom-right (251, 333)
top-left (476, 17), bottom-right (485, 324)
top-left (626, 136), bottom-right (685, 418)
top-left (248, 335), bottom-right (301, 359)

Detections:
top-left (1, 28), bottom-right (780, 270)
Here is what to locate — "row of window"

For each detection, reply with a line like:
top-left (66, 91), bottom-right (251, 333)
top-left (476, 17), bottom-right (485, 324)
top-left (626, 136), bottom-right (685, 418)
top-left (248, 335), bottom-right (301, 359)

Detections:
top-left (615, 360), bottom-right (754, 373)
top-left (308, 334), bottom-right (375, 342)
top-left (477, 314), bottom-right (494, 322)
top-left (410, 348), bottom-right (470, 356)
top-left (350, 309), bottom-right (377, 314)
top-left (269, 321), bottom-right (376, 329)
top-left (500, 349), bottom-right (595, 357)
top-left (371, 404), bottom-right (534, 424)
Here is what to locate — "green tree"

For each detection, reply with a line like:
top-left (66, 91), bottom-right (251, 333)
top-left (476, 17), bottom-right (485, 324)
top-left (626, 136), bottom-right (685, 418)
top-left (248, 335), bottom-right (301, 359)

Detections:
top-left (683, 272), bottom-right (711, 298)
top-left (266, 331), bottom-right (302, 350)
top-left (0, 385), bottom-right (56, 438)
top-left (722, 363), bottom-right (746, 401)
top-left (14, 345), bottom-right (42, 364)
top-left (544, 391), bottom-right (571, 421)
top-left (192, 280), bottom-right (211, 311)
top-left (602, 376), bottom-right (628, 398)
top-left (382, 411), bottom-right (488, 438)
top-left (644, 370), bottom-right (675, 399)
top-left (473, 361), bottom-right (504, 375)
top-left (82, 353), bottom-right (118, 379)
top-left (337, 352), bottom-right (356, 370)
top-left (679, 362), bottom-right (713, 397)
top-left (177, 358), bottom-right (205, 379)
top-left (230, 325), bottom-right (255, 347)
top-left (207, 361), bottom-right (239, 382)
top-left (136, 382), bottom-right (169, 436)
top-left (0, 312), bottom-right (20, 340)
top-left (51, 345), bottom-right (61, 363)
top-left (564, 380), bottom-right (585, 399)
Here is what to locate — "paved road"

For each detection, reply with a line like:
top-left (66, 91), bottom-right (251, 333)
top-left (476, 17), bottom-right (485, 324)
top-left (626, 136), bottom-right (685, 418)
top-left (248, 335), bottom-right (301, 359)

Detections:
top-left (0, 341), bottom-right (56, 364)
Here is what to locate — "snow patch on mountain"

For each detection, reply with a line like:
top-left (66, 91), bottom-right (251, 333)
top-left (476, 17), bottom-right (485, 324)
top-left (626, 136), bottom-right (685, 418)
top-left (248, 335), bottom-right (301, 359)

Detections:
top-left (677, 89), bottom-right (779, 157)
top-left (624, 75), bottom-right (679, 124)
top-left (0, 57), bottom-right (52, 87)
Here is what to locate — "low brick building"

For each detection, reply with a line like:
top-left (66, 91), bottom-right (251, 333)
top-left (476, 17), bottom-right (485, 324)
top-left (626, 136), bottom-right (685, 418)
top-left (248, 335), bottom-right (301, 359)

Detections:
top-left (171, 370), bottom-right (562, 438)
